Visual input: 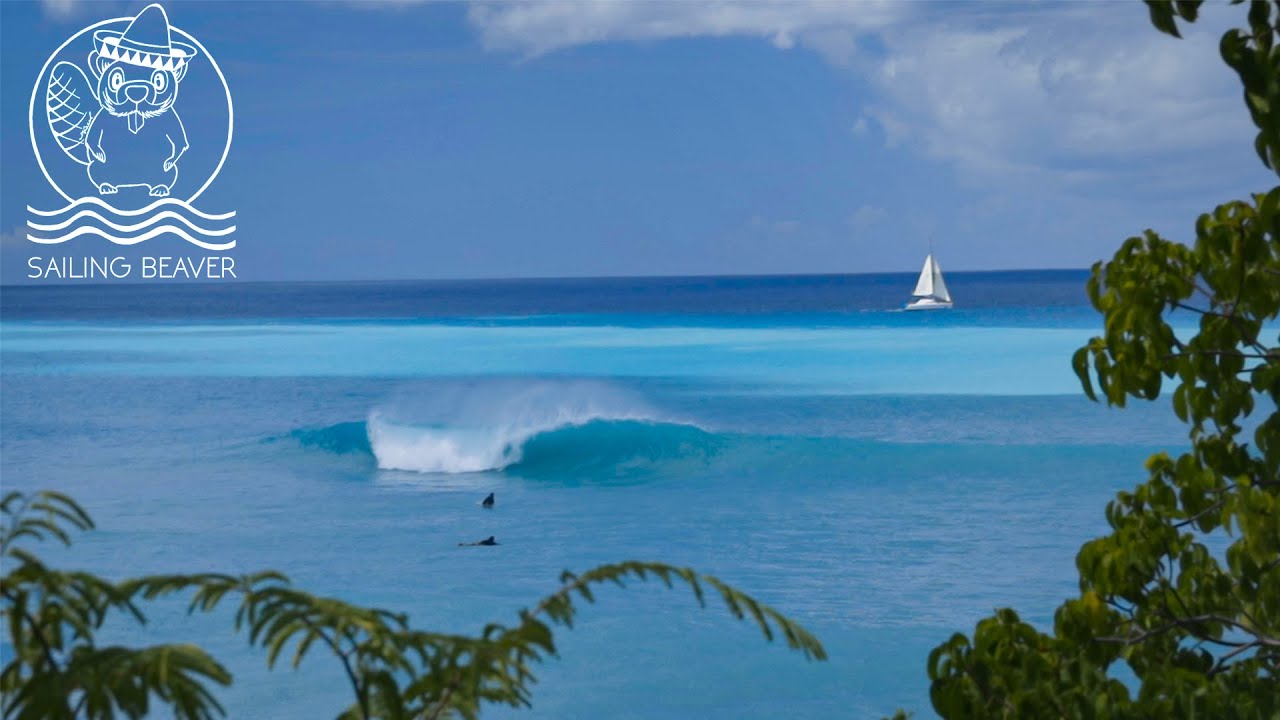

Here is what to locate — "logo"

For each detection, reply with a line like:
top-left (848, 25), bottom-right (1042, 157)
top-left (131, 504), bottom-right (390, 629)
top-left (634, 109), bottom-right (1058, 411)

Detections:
top-left (26, 3), bottom-right (236, 274)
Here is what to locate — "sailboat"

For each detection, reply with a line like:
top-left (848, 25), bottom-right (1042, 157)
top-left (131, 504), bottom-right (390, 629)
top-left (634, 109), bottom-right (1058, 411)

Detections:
top-left (904, 252), bottom-right (952, 310)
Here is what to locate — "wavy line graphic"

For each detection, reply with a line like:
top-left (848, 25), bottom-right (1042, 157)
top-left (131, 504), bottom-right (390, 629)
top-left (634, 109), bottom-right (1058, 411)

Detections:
top-left (27, 197), bottom-right (235, 221)
top-left (27, 210), bottom-right (234, 236)
top-left (27, 225), bottom-right (237, 251)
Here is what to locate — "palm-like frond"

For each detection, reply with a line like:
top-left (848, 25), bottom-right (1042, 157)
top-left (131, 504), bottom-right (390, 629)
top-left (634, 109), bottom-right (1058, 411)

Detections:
top-left (4, 490), bottom-right (826, 720)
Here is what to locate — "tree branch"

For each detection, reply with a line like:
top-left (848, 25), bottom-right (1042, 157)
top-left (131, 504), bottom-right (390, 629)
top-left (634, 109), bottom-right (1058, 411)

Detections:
top-left (299, 616), bottom-right (367, 720)
top-left (425, 670), bottom-right (462, 720)
top-left (1, 585), bottom-right (59, 671)
top-left (1100, 613), bottom-right (1280, 648)
top-left (1208, 640), bottom-right (1261, 677)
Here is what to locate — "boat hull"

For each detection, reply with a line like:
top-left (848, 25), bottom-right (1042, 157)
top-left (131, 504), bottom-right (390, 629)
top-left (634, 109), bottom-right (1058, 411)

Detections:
top-left (904, 297), bottom-right (953, 311)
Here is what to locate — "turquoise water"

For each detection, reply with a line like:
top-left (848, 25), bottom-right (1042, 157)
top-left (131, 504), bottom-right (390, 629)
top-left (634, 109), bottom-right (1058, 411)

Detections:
top-left (0, 273), bottom-right (1187, 718)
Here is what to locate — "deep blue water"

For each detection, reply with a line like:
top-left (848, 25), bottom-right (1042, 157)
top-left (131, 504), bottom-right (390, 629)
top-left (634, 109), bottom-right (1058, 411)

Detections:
top-left (1, 270), bottom-right (1089, 320)
top-left (0, 271), bottom-right (1187, 718)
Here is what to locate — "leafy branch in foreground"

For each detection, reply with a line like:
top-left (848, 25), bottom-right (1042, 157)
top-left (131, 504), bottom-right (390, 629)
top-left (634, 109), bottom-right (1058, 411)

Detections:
top-left (1, 490), bottom-right (825, 720)
top-left (0, 491), bottom-right (232, 720)
top-left (918, 1), bottom-right (1279, 718)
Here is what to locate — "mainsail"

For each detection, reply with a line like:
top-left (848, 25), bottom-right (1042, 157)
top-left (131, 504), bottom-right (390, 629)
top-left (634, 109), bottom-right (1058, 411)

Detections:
top-left (930, 255), bottom-right (951, 302)
top-left (913, 253), bottom-right (951, 301)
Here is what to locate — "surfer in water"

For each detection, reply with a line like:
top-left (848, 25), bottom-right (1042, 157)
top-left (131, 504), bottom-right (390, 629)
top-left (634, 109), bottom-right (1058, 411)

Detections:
top-left (459, 536), bottom-right (498, 547)
top-left (482, 492), bottom-right (494, 508)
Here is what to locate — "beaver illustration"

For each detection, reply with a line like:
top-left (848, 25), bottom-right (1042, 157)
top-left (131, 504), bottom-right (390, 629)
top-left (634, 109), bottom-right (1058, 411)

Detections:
top-left (45, 4), bottom-right (195, 198)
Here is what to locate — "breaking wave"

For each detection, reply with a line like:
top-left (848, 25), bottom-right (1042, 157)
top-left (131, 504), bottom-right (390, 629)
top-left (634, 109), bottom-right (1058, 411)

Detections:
top-left (374, 415), bottom-right (719, 474)
top-left (287, 380), bottom-right (721, 476)
top-left (290, 416), bottom-right (720, 476)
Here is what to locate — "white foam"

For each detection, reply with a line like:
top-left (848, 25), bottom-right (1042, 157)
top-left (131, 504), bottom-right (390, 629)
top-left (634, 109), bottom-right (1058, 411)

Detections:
top-left (365, 380), bottom-right (664, 474)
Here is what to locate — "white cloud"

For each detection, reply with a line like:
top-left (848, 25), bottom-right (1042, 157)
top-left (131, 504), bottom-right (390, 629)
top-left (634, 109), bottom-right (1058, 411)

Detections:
top-left (466, 1), bottom-right (1259, 192)
top-left (36, 0), bottom-right (137, 22)
top-left (466, 0), bottom-right (905, 59)
top-left (0, 225), bottom-right (28, 248)
top-left (40, 0), bottom-right (76, 19)
top-left (862, 105), bottom-right (908, 149)
top-left (849, 205), bottom-right (887, 230)
top-left (861, 4), bottom-right (1250, 185)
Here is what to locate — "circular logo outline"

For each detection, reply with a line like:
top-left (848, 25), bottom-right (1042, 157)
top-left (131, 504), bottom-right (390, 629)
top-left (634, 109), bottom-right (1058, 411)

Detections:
top-left (27, 15), bottom-right (234, 206)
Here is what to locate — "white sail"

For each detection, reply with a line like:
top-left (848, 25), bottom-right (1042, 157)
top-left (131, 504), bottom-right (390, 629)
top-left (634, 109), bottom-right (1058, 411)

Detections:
top-left (931, 256), bottom-right (951, 302)
top-left (905, 252), bottom-right (953, 310)
top-left (912, 254), bottom-right (935, 297)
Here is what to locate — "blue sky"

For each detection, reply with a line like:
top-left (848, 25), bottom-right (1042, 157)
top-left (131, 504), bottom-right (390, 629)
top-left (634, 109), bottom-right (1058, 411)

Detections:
top-left (0, 0), bottom-right (1271, 283)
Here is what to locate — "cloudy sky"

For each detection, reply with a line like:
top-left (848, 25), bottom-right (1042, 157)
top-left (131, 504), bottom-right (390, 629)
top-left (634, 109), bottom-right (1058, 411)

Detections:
top-left (0, 0), bottom-right (1270, 282)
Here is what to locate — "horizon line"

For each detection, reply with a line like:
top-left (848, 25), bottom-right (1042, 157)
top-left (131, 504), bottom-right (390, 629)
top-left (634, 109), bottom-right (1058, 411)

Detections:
top-left (0, 266), bottom-right (1091, 290)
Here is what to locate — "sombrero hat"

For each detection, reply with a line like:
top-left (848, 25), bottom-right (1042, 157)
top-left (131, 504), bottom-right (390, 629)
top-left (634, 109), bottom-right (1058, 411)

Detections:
top-left (93, 4), bottom-right (197, 72)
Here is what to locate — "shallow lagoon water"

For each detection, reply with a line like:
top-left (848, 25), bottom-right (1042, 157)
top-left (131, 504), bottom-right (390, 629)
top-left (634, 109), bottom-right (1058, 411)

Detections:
top-left (0, 272), bottom-right (1188, 718)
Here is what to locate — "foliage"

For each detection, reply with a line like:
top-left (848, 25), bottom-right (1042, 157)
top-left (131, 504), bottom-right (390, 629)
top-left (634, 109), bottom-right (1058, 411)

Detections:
top-left (923, 1), bottom-right (1280, 718)
top-left (1, 490), bottom-right (825, 719)
top-left (0, 491), bottom-right (232, 720)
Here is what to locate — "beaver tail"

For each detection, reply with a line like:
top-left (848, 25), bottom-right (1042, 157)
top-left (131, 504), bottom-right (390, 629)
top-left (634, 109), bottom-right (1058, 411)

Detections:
top-left (46, 61), bottom-right (96, 166)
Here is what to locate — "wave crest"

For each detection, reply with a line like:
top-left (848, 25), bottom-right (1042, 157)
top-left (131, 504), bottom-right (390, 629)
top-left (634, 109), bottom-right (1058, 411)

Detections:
top-left (288, 381), bottom-right (721, 476)
top-left (367, 413), bottom-right (718, 475)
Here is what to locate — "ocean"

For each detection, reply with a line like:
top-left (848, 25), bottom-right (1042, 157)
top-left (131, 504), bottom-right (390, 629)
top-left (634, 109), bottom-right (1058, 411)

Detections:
top-left (0, 271), bottom-right (1188, 718)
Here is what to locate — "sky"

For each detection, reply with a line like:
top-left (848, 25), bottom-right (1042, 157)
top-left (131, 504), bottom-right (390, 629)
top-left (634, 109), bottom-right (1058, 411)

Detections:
top-left (0, 0), bottom-right (1273, 283)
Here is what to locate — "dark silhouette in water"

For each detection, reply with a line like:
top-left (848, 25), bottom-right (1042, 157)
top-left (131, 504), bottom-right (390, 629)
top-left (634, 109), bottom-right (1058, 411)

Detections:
top-left (481, 492), bottom-right (495, 508)
top-left (459, 536), bottom-right (498, 547)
